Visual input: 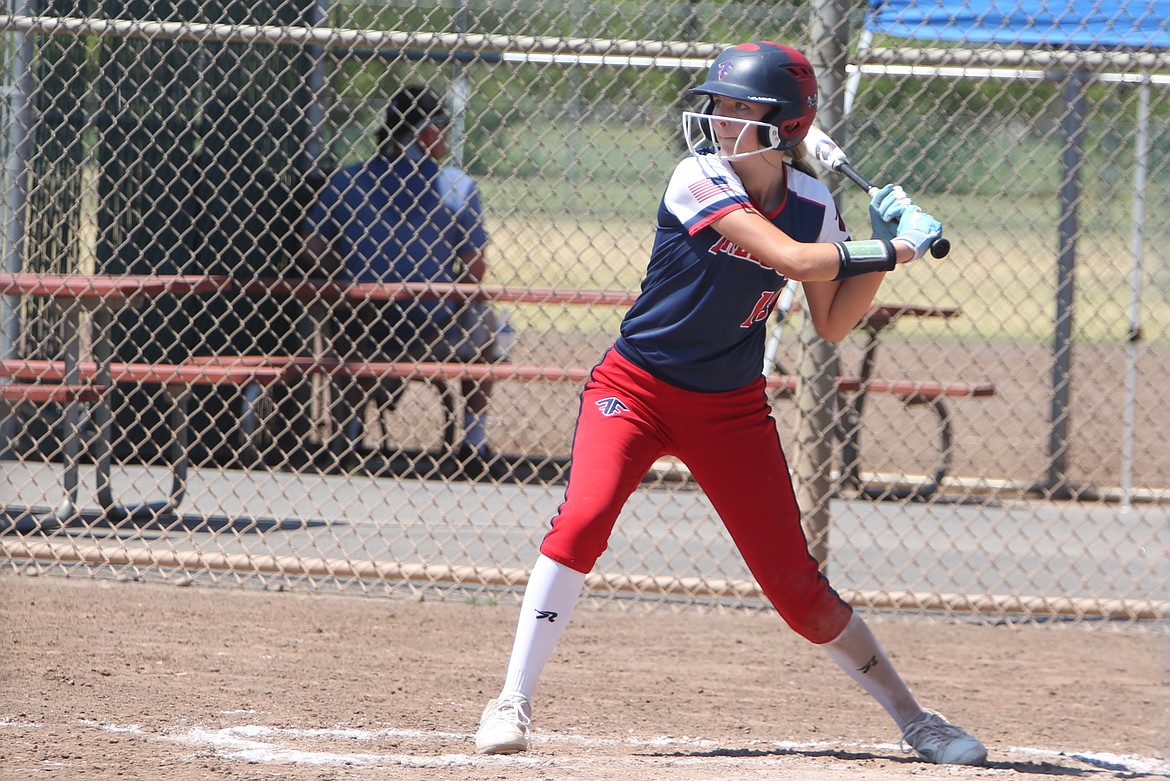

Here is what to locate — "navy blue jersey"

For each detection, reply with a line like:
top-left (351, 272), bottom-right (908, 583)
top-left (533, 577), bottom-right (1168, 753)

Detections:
top-left (615, 153), bottom-right (849, 392)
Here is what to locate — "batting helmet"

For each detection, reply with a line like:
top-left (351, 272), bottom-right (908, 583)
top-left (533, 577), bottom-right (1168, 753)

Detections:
top-left (690, 42), bottom-right (818, 152)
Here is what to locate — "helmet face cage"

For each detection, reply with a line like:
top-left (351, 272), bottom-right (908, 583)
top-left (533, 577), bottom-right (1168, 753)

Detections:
top-left (686, 41), bottom-right (818, 155)
top-left (681, 111), bottom-right (782, 160)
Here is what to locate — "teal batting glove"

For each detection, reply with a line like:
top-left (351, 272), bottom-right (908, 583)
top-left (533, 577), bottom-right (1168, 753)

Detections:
top-left (892, 206), bottom-right (943, 260)
top-left (868, 184), bottom-right (911, 243)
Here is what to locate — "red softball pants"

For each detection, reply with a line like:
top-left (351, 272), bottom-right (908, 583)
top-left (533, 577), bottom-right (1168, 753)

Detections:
top-left (540, 348), bottom-right (853, 644)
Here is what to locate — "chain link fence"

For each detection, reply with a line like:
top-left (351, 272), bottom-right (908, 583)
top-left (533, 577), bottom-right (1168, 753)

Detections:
top-left (1, 1), bottom-right (1167, 628)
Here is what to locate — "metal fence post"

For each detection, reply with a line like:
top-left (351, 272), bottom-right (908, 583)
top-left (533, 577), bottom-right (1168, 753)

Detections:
top-left (797, 0), bottom-right (850, 569)
top-left (0, 0), bottom-right (34, 457)
top-left (1042, 70), bottom-right (1087, 499)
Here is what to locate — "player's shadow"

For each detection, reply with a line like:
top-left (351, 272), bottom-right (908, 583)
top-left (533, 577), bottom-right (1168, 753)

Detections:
top-left (636, 746), bottom-right (1154, 777)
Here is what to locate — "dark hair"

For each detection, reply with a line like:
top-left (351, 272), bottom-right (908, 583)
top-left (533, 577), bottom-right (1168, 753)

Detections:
top-left (377, 84), bottom-right (448, 146)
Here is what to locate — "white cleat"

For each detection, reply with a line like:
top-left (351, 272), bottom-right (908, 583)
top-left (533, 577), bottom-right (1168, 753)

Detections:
top-left (902, 710), bottom-right (988, 765)
top-left (475, 696), bottom-right (532, 755)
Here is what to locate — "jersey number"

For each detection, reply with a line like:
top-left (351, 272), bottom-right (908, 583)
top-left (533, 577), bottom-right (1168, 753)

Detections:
top-left (740, 289), bottom-right (781, 329)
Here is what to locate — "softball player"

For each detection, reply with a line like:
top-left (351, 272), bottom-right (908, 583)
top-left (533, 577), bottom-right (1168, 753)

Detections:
top-left (474, 41), bottom-right (986, 765)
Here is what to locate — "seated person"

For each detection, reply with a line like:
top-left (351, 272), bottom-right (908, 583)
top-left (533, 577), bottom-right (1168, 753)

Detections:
top-left (300, 83), bottom-right (506, 477)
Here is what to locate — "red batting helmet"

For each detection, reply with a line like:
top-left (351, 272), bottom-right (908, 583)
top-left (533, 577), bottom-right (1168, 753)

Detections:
top-left (690, 42), bottom-right (818, 151)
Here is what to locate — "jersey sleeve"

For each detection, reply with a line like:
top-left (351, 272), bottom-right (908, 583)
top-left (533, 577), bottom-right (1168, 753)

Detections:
top-left (811, 175), bottom-right (850, 244)
top-left (439, 166), bottom-right (490, 252)
top-left (663, 154), bottom-right (753, 236)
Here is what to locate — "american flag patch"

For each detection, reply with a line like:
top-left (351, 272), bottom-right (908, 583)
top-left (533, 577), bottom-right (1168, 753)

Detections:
top-left (688, 177), bottom-right (730, 203)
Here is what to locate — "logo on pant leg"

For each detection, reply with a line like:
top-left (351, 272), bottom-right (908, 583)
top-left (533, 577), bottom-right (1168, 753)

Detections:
top-left (535, 610), bottom-right (559, 622)
top-left (595, 397), bottom-right (629, 416)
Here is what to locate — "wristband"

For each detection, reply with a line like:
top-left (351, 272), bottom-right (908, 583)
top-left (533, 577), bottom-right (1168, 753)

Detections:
top-left (833, 239), bottom-right (897, 280)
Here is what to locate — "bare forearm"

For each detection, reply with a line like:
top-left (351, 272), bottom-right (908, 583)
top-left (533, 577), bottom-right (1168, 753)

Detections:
top-left (803, 274), bottom-right (885, 342)
top-left (713, 209), bottom-right (840, 280)
top-left (459, 249), bottom-right (488, 284)
top-left (712, 208), bottom-right (915, 283)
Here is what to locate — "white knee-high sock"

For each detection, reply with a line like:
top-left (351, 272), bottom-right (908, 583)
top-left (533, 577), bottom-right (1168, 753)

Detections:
top-left (820, 612), bottom-right (923, 729)
top-left (499, 554), bottom-right (587, 704)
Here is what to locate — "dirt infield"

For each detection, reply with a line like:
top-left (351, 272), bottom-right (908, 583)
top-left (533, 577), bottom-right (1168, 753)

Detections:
top-left (1, 573), bottom-right (1167, 780)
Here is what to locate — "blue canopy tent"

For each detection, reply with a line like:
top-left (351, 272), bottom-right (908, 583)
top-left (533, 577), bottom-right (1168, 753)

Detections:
top-left (870, 0), bottom-right (1170, 48)
top-left (862, 0), bottom-right (1169, 500)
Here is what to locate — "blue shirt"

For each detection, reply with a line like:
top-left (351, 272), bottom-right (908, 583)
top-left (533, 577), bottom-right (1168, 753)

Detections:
top-left (304, 146), bottom-right (489, 329)
top-left (615, 153), bottom-right (849, 393)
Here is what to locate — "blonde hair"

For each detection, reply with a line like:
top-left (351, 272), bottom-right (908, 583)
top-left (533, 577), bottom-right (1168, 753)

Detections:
top-left (787, 143), bottom-right (819, 179)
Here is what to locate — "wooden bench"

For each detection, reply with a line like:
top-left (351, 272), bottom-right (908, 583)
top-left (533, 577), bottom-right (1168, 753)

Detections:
top-left (763, 294), bottom-right (998, 500)
top-left (214, 356), bottom-right (596, 464)
top-left (767, 372), bottom-right (997, 500)
top-left (1, 382), bottom-right (111, 527)
top-left (0, 272), bottom-right (247, 522)
top-left (4, 355), bottom-right (994, 502)
top-left (765, 373), bottom-right (997, 400)
top-left (0, 270), bottom-right (995, 497)
top-left (229, 279), bottom-right (997, 495)
top-left (1, 358), bottom-right (293, 521)
top-left (269, 358), bottom-right (994, 402)
top-left (1, 382), bottom-right (108, 405)
top-left (235, 279), bottom-right (641, 464)
top-left (218, 353), bottom-right (992, 494)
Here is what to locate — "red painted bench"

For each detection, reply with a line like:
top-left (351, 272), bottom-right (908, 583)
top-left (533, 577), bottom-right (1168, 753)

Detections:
top-left (228, 279), bottom-right (998, 497)
top-left (206, 355), bottom-right (994, 497)
top-left (1, 358), bottom-right (293, 521)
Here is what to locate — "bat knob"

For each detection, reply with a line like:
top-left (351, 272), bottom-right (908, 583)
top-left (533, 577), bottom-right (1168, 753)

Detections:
top-left (930, 238), bottom-right (951, 259)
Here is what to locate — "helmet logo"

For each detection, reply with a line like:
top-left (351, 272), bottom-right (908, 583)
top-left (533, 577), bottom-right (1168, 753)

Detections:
top-left (807, 95), bottom-right (818, 107)
top-left (716, 61), bottom-right (734, 81)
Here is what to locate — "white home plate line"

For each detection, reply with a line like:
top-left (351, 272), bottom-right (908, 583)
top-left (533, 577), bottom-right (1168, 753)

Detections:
top-left (1008, 746), bottom-right (1170, 776)
top-left (77, 720), bottom-right (1170, 776)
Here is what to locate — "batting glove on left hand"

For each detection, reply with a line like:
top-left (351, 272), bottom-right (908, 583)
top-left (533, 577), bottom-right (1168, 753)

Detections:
top-left (891, 206), bottom-right (943, 260)
top-left (868, 184), bottom-right (912, 243)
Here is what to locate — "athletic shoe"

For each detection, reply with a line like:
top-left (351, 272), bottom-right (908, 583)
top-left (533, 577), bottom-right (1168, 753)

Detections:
top-left (475, 696), bottom-right (532, 754)
top-left (902, 710), bottom-right (987, 765)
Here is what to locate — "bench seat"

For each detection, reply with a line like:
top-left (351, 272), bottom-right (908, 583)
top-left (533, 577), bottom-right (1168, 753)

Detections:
top-left (0, 358), bottom-right (292, 387)
top-left (1, 382), bottom-right (108, 404)
top-left (1, 358), bottom-right (298, 522)
top-left (764, 374), bottom-right (997, 401)
top-left (180, 355), bottom-right (997, 402)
